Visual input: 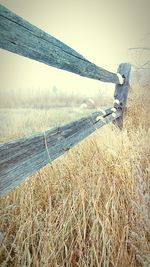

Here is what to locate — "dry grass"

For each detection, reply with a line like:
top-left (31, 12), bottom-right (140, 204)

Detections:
top-left (0, 87), bottom-right (112, 109)
top-left (0, 107), bottom-right (96, 143)
top-left (0, 86), bottom-right (150, 267)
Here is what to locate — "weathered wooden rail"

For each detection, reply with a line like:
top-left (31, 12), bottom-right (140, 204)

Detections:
top-left (0, 4), bottom-right (131, 196)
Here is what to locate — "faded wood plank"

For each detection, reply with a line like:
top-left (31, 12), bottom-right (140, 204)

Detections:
top-left (113, 63), bottom-right (131, 128)
top-left (0, 108), bottom-right (121, 196)
top-left (0, 4), bottom-right (121, 84)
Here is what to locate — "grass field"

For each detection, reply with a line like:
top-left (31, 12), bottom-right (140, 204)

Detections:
top-left (0, 86), bottom-right (150, 266)
top-left (0, 107), bottom-right (97, 143)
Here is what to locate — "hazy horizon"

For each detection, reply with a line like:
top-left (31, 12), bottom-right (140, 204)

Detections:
top-left (0, 0), bottom-right (150, 97)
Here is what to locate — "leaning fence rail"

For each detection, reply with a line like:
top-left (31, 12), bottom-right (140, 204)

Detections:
top-left (0, 4), bottom-right (131, 196)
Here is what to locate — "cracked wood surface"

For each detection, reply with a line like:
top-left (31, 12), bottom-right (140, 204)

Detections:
top-left (0, 4), bottom-right (121, 84)
top-left (0, 108), bottom-right (121, 196)
top-left (113, 63), bottom-right (131, 128)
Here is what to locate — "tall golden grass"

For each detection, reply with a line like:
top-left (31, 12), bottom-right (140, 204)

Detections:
top-left (0, 86), bottom-right (150, 267)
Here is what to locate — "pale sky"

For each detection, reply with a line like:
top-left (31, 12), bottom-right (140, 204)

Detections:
top-left (0, 0), bottom-right (150, 96)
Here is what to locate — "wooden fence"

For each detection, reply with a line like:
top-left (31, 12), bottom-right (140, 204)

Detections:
top-left (0, 4), bottom-right (131, 196)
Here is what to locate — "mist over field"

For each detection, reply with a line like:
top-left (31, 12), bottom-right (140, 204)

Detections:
top-left (0, 0), bottom-right (150, 266)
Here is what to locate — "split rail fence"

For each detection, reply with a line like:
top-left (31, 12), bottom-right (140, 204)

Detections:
top-left (0, 5), bottom-right (131, 196)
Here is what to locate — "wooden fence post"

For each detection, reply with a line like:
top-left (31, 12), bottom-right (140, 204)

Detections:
top-left (0, 4), bottom-right (133, 195)
top-left (113, 63), bottom-right (131, 128)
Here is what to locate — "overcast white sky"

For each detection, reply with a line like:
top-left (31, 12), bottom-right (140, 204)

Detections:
top-left (0, 0), bottom-right (150, 96)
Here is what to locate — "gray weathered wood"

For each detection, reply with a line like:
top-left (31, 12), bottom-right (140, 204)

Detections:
top-left (0, 108), bottom-right (121, 196)
top-left (113, 63), bottom-right (131, 128)
top-left (0, 4), bottom-right (122, 84)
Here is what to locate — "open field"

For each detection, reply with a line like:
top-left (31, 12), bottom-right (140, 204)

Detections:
top-left (0, 87), bottom-right (112, 109)
top-left (0, 107), bottom-right (97, 143)
top-left (0, 86), bottom-right (150, 266)
top-left (0, 88), bottom-right (111, 143)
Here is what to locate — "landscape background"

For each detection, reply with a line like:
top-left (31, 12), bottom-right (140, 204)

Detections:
top-left (0, 0), bottom-right (150, 266)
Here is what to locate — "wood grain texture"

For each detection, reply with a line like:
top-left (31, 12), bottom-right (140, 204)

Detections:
top-left (113, 63), bottom-right (131, 128)
top-left (0, 4), bottom-right (121, 84)
top-left (0, 108), bottom-right (121, 196)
